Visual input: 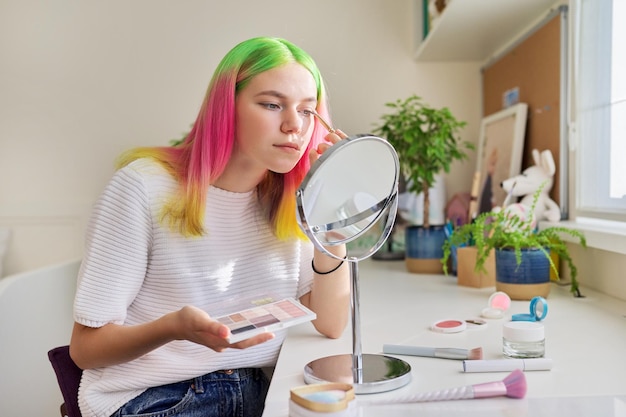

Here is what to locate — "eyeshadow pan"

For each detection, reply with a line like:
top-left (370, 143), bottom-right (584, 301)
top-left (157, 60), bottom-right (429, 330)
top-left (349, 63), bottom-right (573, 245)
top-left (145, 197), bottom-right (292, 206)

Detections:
top-left (230, 313), bottom-right (245, 322)
top-left (250, 314), bottom-right (280, 327)
top-left (230, 324), bottom-right (257, 335)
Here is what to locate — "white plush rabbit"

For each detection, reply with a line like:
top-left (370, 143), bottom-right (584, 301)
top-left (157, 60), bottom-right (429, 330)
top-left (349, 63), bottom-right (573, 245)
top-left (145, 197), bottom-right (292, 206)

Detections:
top-left (500, 149), bottom-right (561, 223)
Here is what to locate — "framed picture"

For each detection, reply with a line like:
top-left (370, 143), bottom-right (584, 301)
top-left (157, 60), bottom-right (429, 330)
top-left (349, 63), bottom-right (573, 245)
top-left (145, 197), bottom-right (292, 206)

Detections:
top-left (471, 103), bottom-right (528, 218)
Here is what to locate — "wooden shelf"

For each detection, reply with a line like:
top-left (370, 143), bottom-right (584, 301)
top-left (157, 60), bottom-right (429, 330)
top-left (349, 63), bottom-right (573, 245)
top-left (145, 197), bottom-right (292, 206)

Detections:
top-left (415, 0), bottom-right (562, 62)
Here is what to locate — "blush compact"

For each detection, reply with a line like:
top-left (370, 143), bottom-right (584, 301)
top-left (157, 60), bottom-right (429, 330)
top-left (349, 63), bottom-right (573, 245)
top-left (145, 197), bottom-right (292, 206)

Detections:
top-left (481, 291), bottom-right (511, 319)
top-left (430, 319), bottom-right (467, 333)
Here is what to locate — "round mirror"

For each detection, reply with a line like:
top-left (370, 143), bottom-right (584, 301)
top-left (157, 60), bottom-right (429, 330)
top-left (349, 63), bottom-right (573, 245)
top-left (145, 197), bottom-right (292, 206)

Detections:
top-left (296, 134), bottom-right (399, 261)
top-left (296, 134), bottom-right (411, 394)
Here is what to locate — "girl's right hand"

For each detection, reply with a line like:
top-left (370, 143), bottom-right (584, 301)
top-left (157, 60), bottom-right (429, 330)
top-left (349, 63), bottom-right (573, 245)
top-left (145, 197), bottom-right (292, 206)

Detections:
top-left (174, 305), bottom-right (275, 352)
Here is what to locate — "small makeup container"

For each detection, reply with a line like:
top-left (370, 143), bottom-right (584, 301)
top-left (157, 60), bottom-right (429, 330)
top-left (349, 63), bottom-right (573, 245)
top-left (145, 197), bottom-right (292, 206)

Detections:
top-left (289, 383), bottom-right (356, 417)
top-left (502, 321), bottom-right (545, 358)
top-left (511, 296), bottom-right (548, 322)
top-left (431, 319), bottom-right (467, 333)
top-left (481, 291), bottom-right (511, 319)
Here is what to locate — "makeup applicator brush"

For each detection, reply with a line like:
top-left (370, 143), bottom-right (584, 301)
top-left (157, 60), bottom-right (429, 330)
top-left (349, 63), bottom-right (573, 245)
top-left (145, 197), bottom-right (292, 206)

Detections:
top-left (383, 345), bottom-right (483, 360)
top-left (361, 369), bottom-right (527, 405)
top-left (309, 109), bottom-right (336, 134)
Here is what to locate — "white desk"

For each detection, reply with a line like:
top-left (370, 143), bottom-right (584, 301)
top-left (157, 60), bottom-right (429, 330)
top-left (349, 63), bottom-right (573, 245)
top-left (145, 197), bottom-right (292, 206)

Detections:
top-left (262, 259), bottom-right (626, 416)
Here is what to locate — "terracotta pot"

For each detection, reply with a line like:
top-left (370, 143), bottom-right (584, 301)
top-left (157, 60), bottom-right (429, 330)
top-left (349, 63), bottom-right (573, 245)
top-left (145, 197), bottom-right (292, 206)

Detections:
top-left (456, 247), bottom-right (496, 288)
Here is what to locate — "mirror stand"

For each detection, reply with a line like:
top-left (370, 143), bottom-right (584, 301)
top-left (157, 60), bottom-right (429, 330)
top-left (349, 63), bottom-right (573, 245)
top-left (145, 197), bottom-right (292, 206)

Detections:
top-left (303, 259), bottom-right (411, 394)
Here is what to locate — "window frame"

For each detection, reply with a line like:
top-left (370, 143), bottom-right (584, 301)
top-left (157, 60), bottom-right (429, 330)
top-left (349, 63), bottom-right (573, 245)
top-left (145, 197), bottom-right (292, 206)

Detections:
top-left (569, 0), bottom-right (626, 223)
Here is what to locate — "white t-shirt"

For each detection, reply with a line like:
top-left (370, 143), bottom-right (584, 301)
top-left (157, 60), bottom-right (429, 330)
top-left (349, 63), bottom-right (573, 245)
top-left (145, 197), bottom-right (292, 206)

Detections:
top-left (74, 159), bottom-right (314, 417)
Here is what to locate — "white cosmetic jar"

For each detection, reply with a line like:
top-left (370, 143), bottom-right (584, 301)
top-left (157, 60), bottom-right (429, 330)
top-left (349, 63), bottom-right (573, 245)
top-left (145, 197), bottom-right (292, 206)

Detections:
top-left (502, 321), bottom-right (545, 358)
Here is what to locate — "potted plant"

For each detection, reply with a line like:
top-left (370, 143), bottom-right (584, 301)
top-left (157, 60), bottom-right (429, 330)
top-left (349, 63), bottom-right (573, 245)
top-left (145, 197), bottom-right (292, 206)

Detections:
top-left (373, 95), bottom-right (473, 273)
top-left (441, 185), bottom-right (587, 299)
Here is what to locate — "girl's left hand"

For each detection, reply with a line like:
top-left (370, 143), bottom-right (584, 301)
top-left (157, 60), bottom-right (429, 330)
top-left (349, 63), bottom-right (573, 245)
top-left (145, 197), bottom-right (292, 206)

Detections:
top-left (308, 129), bottom-right (348, 166)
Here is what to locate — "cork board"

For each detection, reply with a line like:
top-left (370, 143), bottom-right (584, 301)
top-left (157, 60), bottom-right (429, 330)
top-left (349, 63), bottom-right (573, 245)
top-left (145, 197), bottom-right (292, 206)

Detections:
top-left (482, 14), bottom-right (562, 205)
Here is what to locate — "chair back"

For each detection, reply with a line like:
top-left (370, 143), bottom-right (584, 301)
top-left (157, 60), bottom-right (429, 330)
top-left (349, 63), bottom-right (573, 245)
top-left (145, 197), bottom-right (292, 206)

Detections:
top-left (48, 345), bottom-right (83, 417)
top-left (0, 259), bottom-right (80, 416)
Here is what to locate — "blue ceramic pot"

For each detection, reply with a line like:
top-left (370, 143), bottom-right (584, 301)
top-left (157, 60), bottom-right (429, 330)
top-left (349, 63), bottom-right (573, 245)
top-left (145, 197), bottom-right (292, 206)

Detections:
top-left (405, 225), bottom-right (446, 258)
top-left (405, 225), bottom-right (446, 274)
top-left (495, 248), bottom-right (550, 284)
top-left (495, 247), bottom-right (551, 300)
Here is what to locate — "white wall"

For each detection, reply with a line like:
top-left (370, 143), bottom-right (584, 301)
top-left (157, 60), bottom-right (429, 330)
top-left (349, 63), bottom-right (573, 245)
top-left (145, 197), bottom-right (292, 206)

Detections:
top-left (0, 0), bottom-right (482, 275)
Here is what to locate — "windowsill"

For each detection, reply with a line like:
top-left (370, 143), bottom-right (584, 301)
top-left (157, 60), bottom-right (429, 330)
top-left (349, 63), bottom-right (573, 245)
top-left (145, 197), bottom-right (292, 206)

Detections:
top-left (539, 217), bottom-right (626, 255)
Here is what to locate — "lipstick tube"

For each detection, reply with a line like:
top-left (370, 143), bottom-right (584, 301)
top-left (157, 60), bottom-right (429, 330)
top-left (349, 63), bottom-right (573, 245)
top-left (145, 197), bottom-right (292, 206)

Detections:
top-left (462, 358), bottom-right (552, 373)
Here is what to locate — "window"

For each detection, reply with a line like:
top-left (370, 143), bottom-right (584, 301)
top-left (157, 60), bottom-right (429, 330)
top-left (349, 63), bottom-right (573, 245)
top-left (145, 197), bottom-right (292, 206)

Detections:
top-left (573, 0), bottom-right (626, 220)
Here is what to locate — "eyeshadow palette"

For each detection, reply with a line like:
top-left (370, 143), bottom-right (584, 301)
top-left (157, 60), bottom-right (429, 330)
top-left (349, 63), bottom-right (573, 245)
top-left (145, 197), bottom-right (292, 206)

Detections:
top-left (215, 297), bottom-right (317, 343)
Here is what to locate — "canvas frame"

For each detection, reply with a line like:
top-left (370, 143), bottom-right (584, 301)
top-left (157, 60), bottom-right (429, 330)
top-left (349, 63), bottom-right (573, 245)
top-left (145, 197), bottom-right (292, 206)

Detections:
top-left (472, 103), bottom-right (528, 218)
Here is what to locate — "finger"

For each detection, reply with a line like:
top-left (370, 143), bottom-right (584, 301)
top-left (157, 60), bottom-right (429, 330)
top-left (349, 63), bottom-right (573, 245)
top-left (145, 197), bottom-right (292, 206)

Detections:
top-left (215, 323), bottom-right (231, 339)
top-left (229, 332), bottom-right (275, 349)
top-left (316, 142), bottom-right (332, 155)
top-left (197, 318), bottom-right (231, 340)
top-left (324, 132), bottom-right (342, 144)
top-left (308, 147), bottom-right (320, 167)
top-left (197, 323), bottom-right (232, 352)
top-left (334, 129), bottom-right (348, 140)
top-left (179, 305), bottom-right (231, 340)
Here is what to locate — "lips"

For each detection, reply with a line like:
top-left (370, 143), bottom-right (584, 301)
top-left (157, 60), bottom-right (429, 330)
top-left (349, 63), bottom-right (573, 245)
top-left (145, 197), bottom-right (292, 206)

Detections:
top-left (275, 142), bottom-right (301, 152)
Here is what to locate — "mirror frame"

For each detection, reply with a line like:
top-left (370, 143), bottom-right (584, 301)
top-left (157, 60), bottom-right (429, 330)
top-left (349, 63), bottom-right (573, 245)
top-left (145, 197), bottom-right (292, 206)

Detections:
top-left (296, 134), bottom-right (399, 261)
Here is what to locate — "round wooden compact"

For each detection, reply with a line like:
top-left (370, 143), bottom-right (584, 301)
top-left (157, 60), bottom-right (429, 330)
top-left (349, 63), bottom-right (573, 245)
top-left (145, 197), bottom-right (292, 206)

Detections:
top-left (289, 383), bottom-right (355, 416)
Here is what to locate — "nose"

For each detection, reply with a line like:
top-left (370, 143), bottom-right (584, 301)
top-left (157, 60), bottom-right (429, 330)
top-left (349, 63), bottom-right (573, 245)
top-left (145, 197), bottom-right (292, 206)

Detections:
top-left (281, 109), bottom-right (304, 134)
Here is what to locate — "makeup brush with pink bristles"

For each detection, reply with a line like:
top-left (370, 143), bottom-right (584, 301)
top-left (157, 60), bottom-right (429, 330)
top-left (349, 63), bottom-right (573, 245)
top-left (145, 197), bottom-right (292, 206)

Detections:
top-left (361, 369), bottom-right (527, 405)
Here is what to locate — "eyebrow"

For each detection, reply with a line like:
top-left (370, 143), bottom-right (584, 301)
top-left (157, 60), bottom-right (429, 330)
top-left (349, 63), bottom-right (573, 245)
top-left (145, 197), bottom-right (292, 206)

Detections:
top-left (255, 90), bottom-right (317, 104)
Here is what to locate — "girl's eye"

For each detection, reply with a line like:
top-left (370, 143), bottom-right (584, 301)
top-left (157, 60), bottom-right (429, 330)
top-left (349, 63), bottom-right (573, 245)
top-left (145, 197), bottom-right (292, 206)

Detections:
top-left (300, 109), bottom-right (314, 117)
top-left (261, 102), bottom-right (281, 110)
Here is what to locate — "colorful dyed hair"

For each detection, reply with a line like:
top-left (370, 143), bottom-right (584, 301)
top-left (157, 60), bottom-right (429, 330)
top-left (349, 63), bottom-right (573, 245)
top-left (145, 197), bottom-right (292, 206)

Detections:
top-left (117, 37), bottom-right (331, 239)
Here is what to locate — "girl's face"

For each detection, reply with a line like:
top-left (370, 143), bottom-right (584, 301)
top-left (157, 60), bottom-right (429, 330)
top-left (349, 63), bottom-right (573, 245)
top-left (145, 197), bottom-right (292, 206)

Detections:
top-left (233, 62), bottom-right (317, 175)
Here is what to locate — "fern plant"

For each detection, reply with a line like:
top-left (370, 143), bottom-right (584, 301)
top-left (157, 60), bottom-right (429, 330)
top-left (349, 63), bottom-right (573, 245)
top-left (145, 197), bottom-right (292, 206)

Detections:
top-left (441, 185), bottom-right (587, 297)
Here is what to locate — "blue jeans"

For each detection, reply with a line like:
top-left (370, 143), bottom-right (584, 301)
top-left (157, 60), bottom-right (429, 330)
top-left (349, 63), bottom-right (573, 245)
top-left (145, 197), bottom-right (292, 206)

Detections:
top-left (111, 368), bottom-right (270, 417)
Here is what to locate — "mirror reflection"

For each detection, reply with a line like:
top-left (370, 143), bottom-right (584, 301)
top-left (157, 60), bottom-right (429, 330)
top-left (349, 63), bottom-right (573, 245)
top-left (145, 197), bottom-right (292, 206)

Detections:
top-left (296, 134), bottom-right (399, 259)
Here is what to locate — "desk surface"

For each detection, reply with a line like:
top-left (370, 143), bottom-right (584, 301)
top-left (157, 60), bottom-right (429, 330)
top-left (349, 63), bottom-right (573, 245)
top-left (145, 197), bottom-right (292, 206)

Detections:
top-left (262, 259), bottom-right (626, 416)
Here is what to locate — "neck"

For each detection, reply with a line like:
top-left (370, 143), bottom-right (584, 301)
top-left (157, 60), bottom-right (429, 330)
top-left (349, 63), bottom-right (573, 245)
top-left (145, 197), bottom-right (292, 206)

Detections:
top-left (213, 164), bottom-right (267, 193)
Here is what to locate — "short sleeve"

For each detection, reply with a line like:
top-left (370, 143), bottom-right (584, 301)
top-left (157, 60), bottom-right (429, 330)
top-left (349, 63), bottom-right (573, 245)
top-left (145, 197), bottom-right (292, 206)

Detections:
top-left (74, 165), bottom-right (153, 327)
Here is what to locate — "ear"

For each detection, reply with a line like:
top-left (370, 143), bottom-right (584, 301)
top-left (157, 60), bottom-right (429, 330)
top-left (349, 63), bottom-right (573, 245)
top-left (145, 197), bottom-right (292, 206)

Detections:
top-left (532, 149), bottom-right (540, 166)
top-left (541, 150), bottom-right (556, 176)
